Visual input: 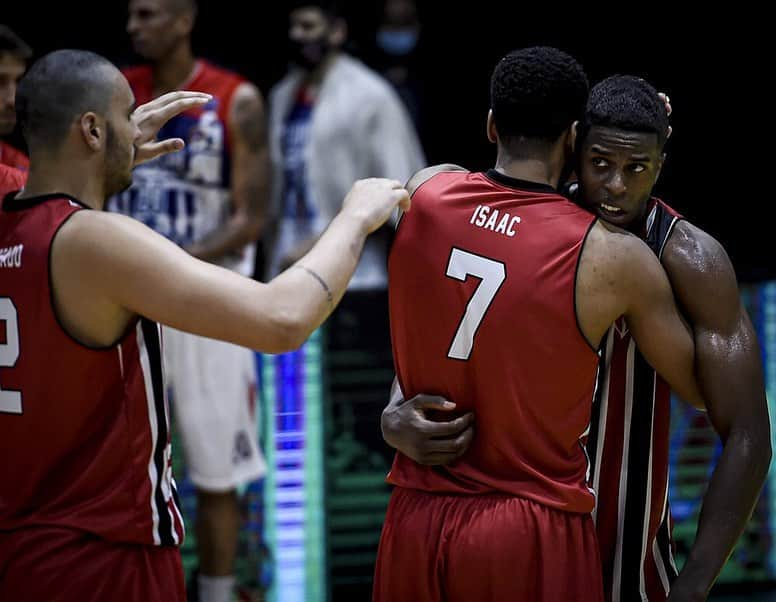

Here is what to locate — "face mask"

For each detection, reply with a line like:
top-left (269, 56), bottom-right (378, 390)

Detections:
top-left (289, 36), bottom-right (330, 71)
top-left (376, 28), bottom-right (419, 56)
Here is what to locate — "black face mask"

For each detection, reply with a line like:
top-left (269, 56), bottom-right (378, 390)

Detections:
top-left (289, 36), bottom-right (330, 71)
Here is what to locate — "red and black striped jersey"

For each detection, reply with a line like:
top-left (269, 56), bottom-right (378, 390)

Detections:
top-left (0, 193), bottom-right (184, 547)
top-left (587, 198), bottom-right (684, 600)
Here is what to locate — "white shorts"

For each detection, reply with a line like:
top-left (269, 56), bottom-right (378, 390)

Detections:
top-left (163, 326), bottom-right (267, 491)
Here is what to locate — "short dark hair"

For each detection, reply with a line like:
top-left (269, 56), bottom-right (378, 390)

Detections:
top-left (16, 50), bottom-right (118, 151)
top-left (166, 0), bottom-right (198, 16)
top-left (288, 0), bottom-right (344, 19)
top-left (490, 46), bottom-right (589, 146)
top-left (0, 25), bottom-right (33, 61)
top-left (578, 75), bottom-right (670, 150)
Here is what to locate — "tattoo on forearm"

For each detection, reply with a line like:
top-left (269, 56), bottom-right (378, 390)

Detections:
top-left (296, 265), bottom-right (334, 309)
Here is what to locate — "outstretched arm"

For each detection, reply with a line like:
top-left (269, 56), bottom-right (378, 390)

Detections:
top-left (52, 179), bottom-right (410, 353)
top-left (662, 223), bottom-right (770, 601)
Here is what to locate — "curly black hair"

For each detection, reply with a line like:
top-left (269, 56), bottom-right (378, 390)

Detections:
top-left (578, 75), bottom-right (670, 150)
top-left (490, 46), bottom-right (588, 147)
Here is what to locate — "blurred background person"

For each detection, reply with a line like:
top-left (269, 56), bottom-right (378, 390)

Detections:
top-left (106, 1), bottom-right (270, 601)
top-left (371, 0), bottom-right (424, 137)
top-left (0, 24), bottom-right (32, 172)
top-left (265, 0), bottom-right (424, 596)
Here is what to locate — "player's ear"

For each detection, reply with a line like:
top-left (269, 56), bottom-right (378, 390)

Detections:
top-left (568, 121), bottom-right (578, 153)
top-left (486, 110), bottom-right (497, 144)
top-left (80, 112), bottom-right (103, 152)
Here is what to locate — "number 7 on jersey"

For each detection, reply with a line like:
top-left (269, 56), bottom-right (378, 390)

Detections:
top-left (446, 248), bottom-right (506, 360)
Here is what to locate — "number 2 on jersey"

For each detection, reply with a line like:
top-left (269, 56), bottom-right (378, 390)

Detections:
top-left (0, 297), bottom-right (22, 414)
top-left (446, 248), bottom-right (506, 360)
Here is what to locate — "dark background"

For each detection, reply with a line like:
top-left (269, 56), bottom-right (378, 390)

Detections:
top-left (3, 2), bottom-right (770, 280)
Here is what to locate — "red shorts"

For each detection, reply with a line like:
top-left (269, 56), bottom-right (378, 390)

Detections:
top-left (373, 487), bottom-right (603, 602)
top-left (0, 526), bottom-right (185, 602)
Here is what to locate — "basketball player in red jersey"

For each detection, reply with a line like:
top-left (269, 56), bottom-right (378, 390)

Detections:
top-left (0, 25), bottom-right (32, 171)
top-left (383, 75), bottom-right (770, 602)
top-left (117, 2), bottom-right (270, 599)
top-left (0, 49), bottom-right (408, 602)
top-left (373, 47), bottom-right (709, 602)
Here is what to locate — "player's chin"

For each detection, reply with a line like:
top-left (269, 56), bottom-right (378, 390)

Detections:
top-left (108, 171), bottom-right (134, 197)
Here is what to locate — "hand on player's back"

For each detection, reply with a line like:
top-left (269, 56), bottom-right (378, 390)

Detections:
top-left (382, 393), bottom-right (474, 465)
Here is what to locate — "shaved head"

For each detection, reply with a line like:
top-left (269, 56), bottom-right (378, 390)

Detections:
top-left (16, 50), bottom-right (121, 151)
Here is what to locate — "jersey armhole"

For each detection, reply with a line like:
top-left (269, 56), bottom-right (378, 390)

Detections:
top-left (574, 217), bottom-right (604, 354)
top-left (657, 217), bottom-right (683, 260)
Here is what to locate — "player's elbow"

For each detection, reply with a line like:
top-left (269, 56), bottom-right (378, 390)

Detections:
top-left (262, 306), bottom-right (311, 353)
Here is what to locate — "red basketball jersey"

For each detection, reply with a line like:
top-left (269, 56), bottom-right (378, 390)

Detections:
top-left (388, 169), bottom-right (600, 513)
top-left (0, 141), bottom-right (29, 173)
top-left (0, 163), bottom-right (25, 196)
top-left (0, 193), bottom-right (184, 547)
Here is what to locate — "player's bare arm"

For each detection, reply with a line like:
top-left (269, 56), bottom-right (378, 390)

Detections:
top-left (186, 82), bottom-right (269, 261)
top-left (660, 222), bottom-right (771, 601)
top-left (577, 221), bottom-right (704, 407)
top-left (51, 178), bottom-right (409, 354)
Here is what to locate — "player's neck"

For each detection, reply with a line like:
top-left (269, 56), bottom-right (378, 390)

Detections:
top-left (151, 43), bottom-right (197, 97)
top-left (19, 162), bottom-right (107, 210)
top-left (493, 155), bottom-right (561, 190)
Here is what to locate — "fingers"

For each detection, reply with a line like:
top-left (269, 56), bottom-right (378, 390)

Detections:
top-left (133, 138), bottom-right (185, 166)
top-left (134, 91), bottom-right (212, 114)
top-left (411, 394), bottom-right (456, 411)
top-left (422, 425), bottom-right (475, 456)
top-left (415, 411), bottom-right (474, 438)
top-left (415, 426), bottom-right (474, 464)
top-left (385, 178), bottom-right (410, 212)
top-left (452, 424), bottom-right (474, 459)
top-left (144, 96), bottom-right (213, 126)
top-left (396, 189), bottom-right (411, 212)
